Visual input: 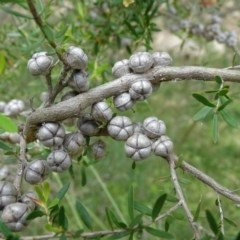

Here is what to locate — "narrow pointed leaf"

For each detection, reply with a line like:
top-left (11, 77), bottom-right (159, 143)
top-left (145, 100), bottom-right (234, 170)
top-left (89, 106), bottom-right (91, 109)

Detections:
top-left (206, 210), bottom-right (218, 234)
top-left (215, 75), bottom-right (223, 85)
top-left (193, 106), bottom-right (212, 121)
top-left (56, 182), bottom-right (70, 200)
top-left (105, 207), bottom-right (114, 230)
top-left (129, 214), bottom-right (143, 228)
top-left (218, 99), bottom-right (232, 111)
top-left (26, 210), bottom-right (45, 220)
top-left (193, 200), bottom-right (201, 221)
top-left (59, 206), bottom-right (68, 230)
top-left (81, 166), bottom-right (87, 186)
top-left (192, 93), bottom-right (215, 107)
top-left (0, 51), bottom-right (6, 75)
top-left (0, 140), bottom-right (11, 151)
top-left (134, 202), bottom-right (152, 216)
top-left (145, 227), bottom-right (174, 239)
top-left (224, 217), bottom-right (237, 227)
top-left (128, 185), bottom-right (134, 220)
top-left (1, 6), bottom-right (32, 19)
top-left (0, 220), bottom-right (12, 237)
top-left (76, 200), bottom-right (92, 230)
top-left (106, 208), bottom-right (127, 228)
top-left (220, 109), bottom-right (238, 128)
top-left (212, 113), bottom-right (219, 143)
top-left (152, 194), bottom-right (167, 220)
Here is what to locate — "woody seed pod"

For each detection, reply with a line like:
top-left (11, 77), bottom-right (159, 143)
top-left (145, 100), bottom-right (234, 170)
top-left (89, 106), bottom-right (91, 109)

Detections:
top-left (143, 117), bottom-right (166, 139)
top-left (91, 140), bottom-right (106, 160)
top-left (124, 133), bottom-right (152, 160)
top-left (27, 52), bottom-right (53, 76)
top-left (0, 166), bottom-right (9, 181)
top-left (0, 101), bottom-right (6, 112)
top-left (4, 99), bottom-right (25, 116)
top-left (1, 202), bottom-right (30, 232)
top-left (63, 131), bottom-right (86, 156)
top-left (91, 101), bottom-right (113, 123)
top-left (47, 150), bottom-right (71, 172)
top-left (107, 116), bottom-right (134, 141)
top-left (37, 122), bottom-right (65, 147)
top-left (69, 70), bottom-right (89, 93)
top-left (24, 160), bottom-right (49, 185)
top-left (113, 92), bottom-right (134, 111)
top-left (77, 116), bottom-right (100, 136)
top-left (0, 181), bottom-right (18, 210)
top-left (129, 52), bottom-right (154, 73)
top-left (65, 46), bottom-right (88, 70)
top-left (112, 59), bottom-right (131, 77)
top-left (20, 191), bottom-right (38, 211)
top-left (129, 80), bottom-right (152, 101)
top-left (152, 135), bottom-right (174, 157)
top-left (152, 52), bottom-right (173, 67)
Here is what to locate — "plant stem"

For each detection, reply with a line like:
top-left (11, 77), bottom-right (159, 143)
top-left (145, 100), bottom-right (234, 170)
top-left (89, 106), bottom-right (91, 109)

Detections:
top-left (88, 165), bottom-right (126, 223)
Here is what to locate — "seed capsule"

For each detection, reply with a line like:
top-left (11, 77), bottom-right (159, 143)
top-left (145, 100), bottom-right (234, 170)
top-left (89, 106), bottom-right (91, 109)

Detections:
top-left (152, 135), bottom-right (174, 157)
top-left (113, 92), bottom-right (134, 111)
top-left (27, 52), bottom-right (53, 76)
top-left (47, 150), bottom-right (71, 172)
top-left (37, 122), bottom-right (65, 147)
top-left (77, 115), bottom-right (100, 136)
top-left (112, 59), bottom-right (131, 77)
top-left (20, 191), bottom-right (38, 211)
top-left (0, 101), bottom-right (6, 112)
top-left (1, 202), bottom-right (30, 232)
top-left (24, 160), bottom-right (49, 185)
top-left (91, 140), bottom-right (106, 160)
top-left (91, 101), bottom-right (113, 123)
top-left (124, 133), bottom-right (152, 160)
top-left (69, 70), bottom-right (89, 93)
top-left (0, 181), bottom-right (18, 210)
top-left (63, 131), bottom-right (86, 156)
top-left (143, 117), bottom-right (166, 139)
top-left (4, 99), bottom-right (25, 116)
top-left (107, 116), bottom-right (134, 141)
top-left (129, 52), bottom-right (154, 73)
top-left (129, 80), bottom-right (152, 101)
top-left (65, 46), bottom-right (88, 70)
top-left (152, 52), bottom-right (173, 67)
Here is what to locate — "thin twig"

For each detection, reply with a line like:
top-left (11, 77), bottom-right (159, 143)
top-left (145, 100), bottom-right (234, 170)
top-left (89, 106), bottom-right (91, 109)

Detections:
top-left (13, 131), bottom-right (27, 194)
top-left (26, 0), bottom-right (66, 64)
top-left (45, 71), bottom-right (53, 98)
top-left (217, 194), bottom-right (224, 235)
top-left (167, 154), bottom-right (200, 239)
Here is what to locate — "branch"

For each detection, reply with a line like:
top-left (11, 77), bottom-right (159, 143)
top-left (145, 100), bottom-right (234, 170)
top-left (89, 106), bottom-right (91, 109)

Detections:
top-left (167, 154), bottom-right (200, 239)
top-left (23, 66), bottom-right (240, 142)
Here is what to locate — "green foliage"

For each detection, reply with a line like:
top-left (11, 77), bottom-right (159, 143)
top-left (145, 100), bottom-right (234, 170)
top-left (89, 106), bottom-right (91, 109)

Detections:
top-left (0, 113), bottom-right (17, 132)
top-left (76, 200), bottom-right (93, 230)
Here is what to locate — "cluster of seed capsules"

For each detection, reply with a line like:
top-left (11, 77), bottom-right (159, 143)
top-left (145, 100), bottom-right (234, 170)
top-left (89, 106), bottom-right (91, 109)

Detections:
top-left (172, 15), bottom-right (238, 48)
top-left (0, 47), bottom-right (175, 232)
top-left (0, 99), bottom-right (25, 117)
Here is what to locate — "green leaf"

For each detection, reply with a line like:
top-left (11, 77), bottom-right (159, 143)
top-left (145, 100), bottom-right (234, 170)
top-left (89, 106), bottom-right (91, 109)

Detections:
top-left (193, 200), bottom-right (201, 221)
top-left (192, 93), bottom-right (215, 107)
top-left (59, 206), bottom-right (68, 230)
top-left (56, 182), bottom-right (70, 200)
top-left (0, 220), bottom-right (12, 237)
top-left (105, 207), bottom-right (114, 230)
top-left (220, 109), bottom-right (238, 128)
top-left (0, 51), bottom-right (6, 75)
top-left (206, 210), bottom-right (219, 235)
top-left (42, 24), bottom-right (55, 42)
top-left (215, 75), bottom-right (223, 85)
top-left (166, 194), bottom-right (179, 203)
top-left (42, 181), bottom-right (50, 202)
top-left (145, 227), bottom-right (174, 239)
top-left (105, 208), bottom-right (127, 228)
top-left (0, 140), bottom-right (11, 151)
top-left (76, 200), bottom-right (92, 230)
top-left (0, 113), bottom-right (18, 132)
top-left (129, 214), bottom-right (143, 228)
top-left (212, 113), bottom-right (219, 143)
top-left (1, 6), bottom-right (32, 19)
top-left (128, 185), bottom-right (134, 220)
top-left (134, 202), bottom-right (152, 216)
top-left (218, 99), bottom-right (232, 111)
top-left (235, 231), bottom-right (240, 240)
top-left (34, 185), bottom-right (47, 203)
top-left (152, 194), bottom-right (167, 220)
top-left (193, 106), bottom-right (213, 121)
top-left (81, 166), bottom-right (87, 186)
top-left (48, 198), bottom-right (60, 210)
top-left (26, 210), bottom-right (45, 220)
top-left (224, 217), bottom-right (238, 227)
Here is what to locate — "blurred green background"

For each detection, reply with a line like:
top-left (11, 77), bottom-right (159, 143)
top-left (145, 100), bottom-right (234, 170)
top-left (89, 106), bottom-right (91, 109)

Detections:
top-left (0, 0), bottom-right (240, 239)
